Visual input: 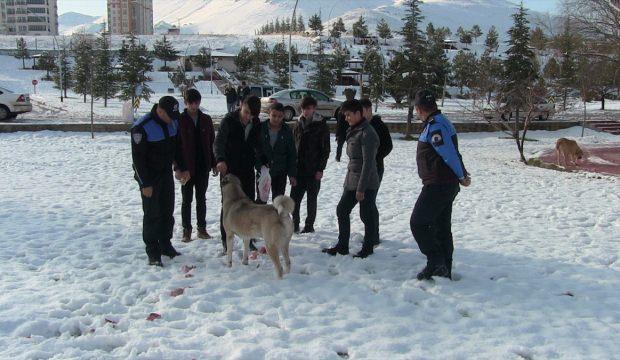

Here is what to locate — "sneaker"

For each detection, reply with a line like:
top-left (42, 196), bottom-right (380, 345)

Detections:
top-left (182, 228), bottom-right (192, 243)
top-left (148, 256), bottom-right (163, 267)
top-left (300, 226), bottom-right (315, 234)
top-left (322, 245), bottom-right (349, 256)
top-left (353, 246), bottom-right (374, 259)
top-left (197, 227), bottom-right (212, 239)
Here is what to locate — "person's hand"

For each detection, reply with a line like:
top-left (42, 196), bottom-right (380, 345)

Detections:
top-left (212, 167), bottom-right (219, 177)
top-left (460, 176), bottom-right (471, 187)
top-left (315, 171), bottom-right (323, 181)
top-left (182, 171), bottom-right (191, 184)
top-left (141, 186), bottom-right (153, 198)
top-left (289, 176), bottom-right (297, 187)
top-left (216, 161), bottom-right (228, 175)
top-left (356, 191), bottom-right (365, 202)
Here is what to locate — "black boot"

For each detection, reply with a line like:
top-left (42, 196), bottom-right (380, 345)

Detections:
top-left (148, 255), bottom-right (163, 267)
top-left (301, 226), bottom-right (315, 234)
top-left (322, 244), bottom-right (349, 256)
top-left (161, 244), bottom-right (181, 258)
top-left (417, 264), bottom-right (450, 280)
top-left (353, 243), bottom-right (374, 258)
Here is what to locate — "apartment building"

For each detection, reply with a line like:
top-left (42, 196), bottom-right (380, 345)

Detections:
top-left (0, 0), bottom-right (58, 35)
top-left (107, 0), bottom-right (153, 35)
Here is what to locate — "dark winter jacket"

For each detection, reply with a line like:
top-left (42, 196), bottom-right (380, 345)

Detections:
top-left (238, 85), bottom-right (251, 103)
top-left (225, 87), bottom-right (238, 104)
top-left (344, 119), bottom-right (380, 192)
top-left (369, 115), bottom-right (393, 171)
top-left (178, 109), bottom-right (216, 177)
top-left (416, 110), bottom-right (467, 185)
top-left (335, 106), bottom-right (348, 160)
top-left (214, 109), bottom-right (261, 176)
top-left (256, 121), bottom-right (297, 177)
top-left (131, 106), bottom-right (185, 189)
top-left (293, 112), bottom-right (330, 177)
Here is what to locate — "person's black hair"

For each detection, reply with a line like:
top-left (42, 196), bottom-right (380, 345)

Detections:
top-left (359, 98), bottom-right (373, 110)
top-left (414, 89), bottom-right (438, 112)
top-left (241, 81), bottom-right (247, 86)
top-left (300, 95), bottom-right (318, 109)
top-left (269, 102), bottom-right (284, 113)
top-left (243, 95), bottom-right (261, 116)
top-left (185, 88), bottom-right (201, 104)
top-left (340, 99), bottom-right (364, 115)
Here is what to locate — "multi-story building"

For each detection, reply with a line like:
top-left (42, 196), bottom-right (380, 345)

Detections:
top-left (107, 0), bottom-right (153, 35)
top-left (0, 0), bottom-right (58, 35)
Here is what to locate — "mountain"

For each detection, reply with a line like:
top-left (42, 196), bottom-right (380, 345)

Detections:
top-left (152, 0), bottom-right (535, 37)
top-left (58, 12), bottom-right (105, 35)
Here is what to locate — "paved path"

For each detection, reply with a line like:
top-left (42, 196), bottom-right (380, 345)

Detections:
top-left (538, 145), bottom-right (620, 177)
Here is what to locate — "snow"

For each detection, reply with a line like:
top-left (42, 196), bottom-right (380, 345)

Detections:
top-left (1, 127), bottom-right (619, 358)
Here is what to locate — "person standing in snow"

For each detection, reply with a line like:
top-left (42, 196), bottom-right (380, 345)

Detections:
top-left (359, 98), bottom-right (393, 184)
top-left (335, 88), bottom-right (356, 162)
top-left (410, 90), bottom-right (470, 280)
top-left (214, 95), bottom-right (262, 253)
top-left (178, 89), bottom-right (218, 243)
top-left (255, 102), bottom-right (298, 203)
top-left (290, 96), bottom-right (330, 234)
top-left (225, 85), bottom-right (238, 113)
top-left (131, 96), bottom-right (188, 267)
top-left (237, 81), bottom-right (251, 108)
top-left (323, 99), bottom-right (380, 258)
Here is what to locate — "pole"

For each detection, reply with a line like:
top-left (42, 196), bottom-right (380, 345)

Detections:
top-left (289, 0), bottom-right (299, 89)
top-left (90, 66), bottom-right (94, 139)
top-left (210, 46), bottom-right (213, 95)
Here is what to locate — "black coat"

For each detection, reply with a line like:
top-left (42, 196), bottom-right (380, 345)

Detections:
top-left (293, 113), bottom-right (330, 177)
top-left (256, 121), bottom-right (297, 177)
top-left (369, 115), bottom-right (393, 170)
top-left (214, 110), bottom-right (261, 176)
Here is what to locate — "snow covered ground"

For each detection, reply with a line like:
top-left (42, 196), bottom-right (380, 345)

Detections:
top-left (1, 127), bottom-right (619, 359)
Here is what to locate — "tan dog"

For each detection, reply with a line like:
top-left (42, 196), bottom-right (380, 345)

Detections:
top-left (220, 174), bottom-right (295, 278)
top-left (555, 138), bottom-right (584, 166)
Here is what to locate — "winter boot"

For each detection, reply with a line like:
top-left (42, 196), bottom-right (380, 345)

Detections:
top-left (182, 228), bottom-right (192, 243)
top-left (197, 227), bottom-right (211, 239)
top-left (148, 255), bottom-right (163, 267)
top-left (300, 226), bottom-right (315, 234)
top-left (322, 244), bottom-right (349, 256)
top-left (353, 243), bottom-right (374, 259)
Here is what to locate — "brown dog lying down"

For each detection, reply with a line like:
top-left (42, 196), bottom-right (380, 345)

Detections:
top-left (555, 138), bottom-right (584, 166)
top-left (220, 174), bottom-right (295, 278)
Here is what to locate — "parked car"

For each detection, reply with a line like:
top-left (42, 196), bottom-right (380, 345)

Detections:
top-left (260, 89), bottom-right (342, 121)
top-left (0, 86), bottom-right (32, 121)
top-left (483, 98), bottom-right (556, 121)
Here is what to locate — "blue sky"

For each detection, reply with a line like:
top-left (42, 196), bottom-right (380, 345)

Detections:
top-left (57, 0), bottom-right (561, 17)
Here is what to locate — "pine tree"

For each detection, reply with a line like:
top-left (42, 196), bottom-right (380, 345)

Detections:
top-left (485, 26), bottom-right (499, 53)
top-left (249, 38), bottom-right (269, 84)
top-left (153, 35), bottom-right (179, 71)
top-left (307, 41), bottom-right (333, 95)
top-left (471, 25), bottom-right (483, 44)
top-left (457, 26), bottom-right (472, 46)
top-left (398, 0), bottom-right (429, 138)
top-left (92, 34), bottom-right (118, 107)
top-left (376, 18), bottom-right (393, 45)
top-left (331, 43), bottom-right (348, 86)
top-left (309, 14), bottom-right (323, 36)
top-left (477, 50), bottom-right (503, 103)
top-left (275, 18), bottom-right (281, 33)
top-left (543, 57), bottom-right (560, 80)
top-left (385, 52), bottom-right (409, 105)
top-left (329, 18), bottom-right (345, 39)
top-left (352, 15), bottom-right (369, 39)
top-left (117, 35), bottom-right (154, 104)
top-left (52, 43), bottom-right (73, 98)
top-left (193, 47), bottom-right (211, 79)
top-left (453, 50), bottom-right (478, 94)
top-left (555, 19), bottom-right (580, 111)
top-left (72, 34), bottom-right (95, 103)
top-left (530, 26), bottom-right (547, 55)
top-left (271, 41), bottom-right (290, 88)
top-left (298, 15), bottom-right (305, 32)
top-left (503, 3), bottom-right (537, 104)
top-left (235, 46), bottom-right (253, 81)
top-left (14, 37), bottom-right (30, 69)
top-left (37, 51), bottom-right (56, 80)
top-left (291, 15), bottom-right (297, 32)
top-left (363, 44), bottom-right (386, 109)
top-left (426, 23), bottom-right (451, 98)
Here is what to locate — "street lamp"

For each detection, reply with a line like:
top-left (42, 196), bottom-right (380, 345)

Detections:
top-left (52, 35), bottom-right (64, 103)
top-left (288, 0), bottom-right (300, 89)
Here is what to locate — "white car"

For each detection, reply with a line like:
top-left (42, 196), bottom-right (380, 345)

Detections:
top-left (0, 86), bottom-right (33, 120)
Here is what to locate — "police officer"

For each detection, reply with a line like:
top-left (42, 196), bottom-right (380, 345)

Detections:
top-left (131, 96), bottom-right (188, 267)
top-left (410, 90), bottom-right (470, 280)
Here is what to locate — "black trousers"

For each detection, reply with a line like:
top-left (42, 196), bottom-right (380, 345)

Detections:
top-left (290, 175), bottom-right (321, 228)
top-left (410, 183), bottom-right (460, 269)
top-left (141, 172), bottom-right (175, 258)
top-left (336, 189), bottom-right (379, 249)
top-left (220, 170), bottom-right (255, 250)
top-left (256, 173), bottom-right (288, 204)
top-left (181, 170), bottom-right (208, 230)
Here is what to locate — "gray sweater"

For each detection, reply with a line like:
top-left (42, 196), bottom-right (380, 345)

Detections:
top-left (344, 120), bottom-right (380, 192)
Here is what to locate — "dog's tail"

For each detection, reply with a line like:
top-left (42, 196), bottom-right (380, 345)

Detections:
top-left (273, 195), bottom-right (295, 217)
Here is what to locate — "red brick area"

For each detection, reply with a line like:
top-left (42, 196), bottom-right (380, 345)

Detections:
top-left (538, 145), bottom-right (620, 177)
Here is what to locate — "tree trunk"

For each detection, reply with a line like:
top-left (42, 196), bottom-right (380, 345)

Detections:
top-left (562, 88), bottom-right (567, 111)
top-left (22, 58), bottom-right (25, 69)
top-left (601, 94), bottom-right (605, 110)
top-left (84, 93), bottom-right (87, 103)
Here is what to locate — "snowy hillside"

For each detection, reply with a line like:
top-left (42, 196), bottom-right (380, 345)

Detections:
top-left (58, 0), bottom-right (543, 37)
